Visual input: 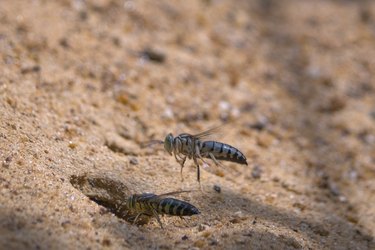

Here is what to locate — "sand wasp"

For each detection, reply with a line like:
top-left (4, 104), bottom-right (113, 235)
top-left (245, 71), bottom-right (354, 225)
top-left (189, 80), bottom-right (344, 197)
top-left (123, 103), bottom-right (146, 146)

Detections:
top-left (145, 126), bottom-right (247, 184)
top-left (125, 191), bottom-right (200, 228)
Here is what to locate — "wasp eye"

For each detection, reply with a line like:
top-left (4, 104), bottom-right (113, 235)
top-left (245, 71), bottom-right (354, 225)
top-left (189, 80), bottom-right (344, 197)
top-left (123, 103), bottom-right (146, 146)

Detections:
top-left (164, 133), bottom-right (174, 154)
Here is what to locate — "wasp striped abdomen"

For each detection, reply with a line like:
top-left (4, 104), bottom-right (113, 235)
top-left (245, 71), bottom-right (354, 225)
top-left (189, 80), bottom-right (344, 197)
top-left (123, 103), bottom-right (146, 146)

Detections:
top-left (155, 198), bottom-right (200, 216)
top-left (126, 192), bottom-right (200, 228)
top-left (200, 141), bottom-right (247, 165)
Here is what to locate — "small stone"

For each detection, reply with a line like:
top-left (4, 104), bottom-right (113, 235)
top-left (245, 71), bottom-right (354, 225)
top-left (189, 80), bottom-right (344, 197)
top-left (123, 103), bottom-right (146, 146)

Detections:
top-left (312, 225), bottom-right (329, 236)
top-left (292, 202), bottom-right (306, 211)
top-left (213, 184), bottom-right (221, 193)
top-left (328, 182), bottom-right (340, 196)
top-left (249, 116), bottom-right (268, 131)
top-left (198, 224), bottom-right (210, 232)
top-left (68, 141), bottom-right (77, 149)
top-left (99, 207), bottom-right (108, 215)
top-left (235, 238), bottom-right (246, 244)
top-left (299, 221), bottom-right (310, 231)
top-left (338, 195), bottom-right (347, 202)
top-left (346, 214), bottom-right (359, 224)
top-left (318, 96), bottom-right (346, 113)
top-left (181, 235), bottom-right (188, 240)
top-left (209, 238), bottom-right (218, 246)
top-left (231, 108), bottom-right (241, 118)
top-left (129, 158), bottom-right (138, 165)
top-left (140, 48), bottom-right (166, 63)
top-left (230, 211), bottom-right (247, 224)
top-left (348, 169), bottom-right (358, 181)
top-left (272, 176), bottom-right (280, 182)
top-left (370, 110), bottom-right (375, 120)
top-left (214, 169), bottom-right (225, 177)
top-left (61, 220), bottom-right (70, 228)
top-left (257, 133), bottom-right (274, 148)
top-left (59, 38), bottom-right (69, 48)
top-left (21, 64), bottom-right (41, 74)
top-left (2, 155), bottom-right (12, 168)
top-left (240, 102), bottom-right (255, 113)
top-left (219, 101), bottom-right (230, 112)
top-left (162, 107), bottom-right (174, 119)
top-left (221, 233), bottom-right (229, 238)
top-left (193, 240), bottom-right (205, 248)
top-left (358, 132), bottom-right (375, 145)
top-left (251, 165), bottom-right (262, 179)
top-left (102, 238), bottom-right (111, 247)
top-left (201, 230), bottom-right (212, 238)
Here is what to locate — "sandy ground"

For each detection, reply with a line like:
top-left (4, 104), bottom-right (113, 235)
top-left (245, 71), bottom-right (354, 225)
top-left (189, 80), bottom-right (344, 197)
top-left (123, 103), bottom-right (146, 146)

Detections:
top-left (1, 0), bottom-right (375, 249)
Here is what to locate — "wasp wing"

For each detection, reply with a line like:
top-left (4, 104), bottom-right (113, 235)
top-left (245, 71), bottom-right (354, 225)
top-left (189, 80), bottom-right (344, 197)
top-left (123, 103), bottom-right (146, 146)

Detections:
top-left (192, 125), bottom-right (224, 140)
top-left (154, 190), bottom-right (193, 198)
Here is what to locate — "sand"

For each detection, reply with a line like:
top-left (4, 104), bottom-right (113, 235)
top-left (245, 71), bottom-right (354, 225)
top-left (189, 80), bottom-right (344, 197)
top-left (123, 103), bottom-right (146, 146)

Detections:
top-left (1, 0), bottom-right (374, 249)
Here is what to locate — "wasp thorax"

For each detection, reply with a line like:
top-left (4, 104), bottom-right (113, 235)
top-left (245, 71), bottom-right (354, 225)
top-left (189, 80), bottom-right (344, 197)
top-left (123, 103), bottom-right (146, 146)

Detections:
top-left (164, 133), bottom-right (174, 155)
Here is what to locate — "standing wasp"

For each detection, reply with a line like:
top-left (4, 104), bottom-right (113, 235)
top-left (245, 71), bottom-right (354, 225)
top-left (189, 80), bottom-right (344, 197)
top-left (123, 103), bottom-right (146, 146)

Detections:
top-left (145, 126), bottom-right (248, 185)
top-left (125, 191), bottom-right (200, 229)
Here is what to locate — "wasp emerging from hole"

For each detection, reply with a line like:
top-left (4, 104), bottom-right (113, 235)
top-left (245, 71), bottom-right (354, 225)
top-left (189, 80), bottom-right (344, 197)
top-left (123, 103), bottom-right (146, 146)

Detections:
top-left (145, 126), bottom-right (248, 185)
top-left (125, 191), bottom-right (200, 229)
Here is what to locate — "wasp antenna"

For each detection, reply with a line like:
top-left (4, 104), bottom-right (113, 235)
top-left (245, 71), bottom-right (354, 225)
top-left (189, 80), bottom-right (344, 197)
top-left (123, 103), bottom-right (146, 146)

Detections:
top-left (140, 140), bottom-right (164, 148)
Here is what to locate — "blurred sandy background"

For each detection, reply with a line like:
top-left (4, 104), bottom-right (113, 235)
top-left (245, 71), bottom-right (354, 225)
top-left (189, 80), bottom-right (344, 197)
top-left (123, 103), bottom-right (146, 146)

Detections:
top-left (1, 0), bottom-right (375, 249)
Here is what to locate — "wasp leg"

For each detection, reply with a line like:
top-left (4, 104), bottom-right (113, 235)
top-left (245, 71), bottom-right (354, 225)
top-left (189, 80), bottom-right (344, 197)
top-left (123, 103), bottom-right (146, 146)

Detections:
top-left (133, 213), bottom-right (144, 225)
top-left (151, 209), bottom-right (164, 229)
top-left (179, 156), bottom-right (187, 181)
top-left (193, 145), bottom-right (204, 191)
top-left (123, 210), bottom-right (129, 218)
top-left (176, 154), bottom-right (186, 181)
top-left (179, 216), bottom-right (189, 226)
top-left (198, 154), bottom-right (211, 167)
top-left (174, 153), bottom-right (187, 181)
top-left (208, 153), bottom-right (226, 168)
top-left (192, 156), bottom-right (203, 191)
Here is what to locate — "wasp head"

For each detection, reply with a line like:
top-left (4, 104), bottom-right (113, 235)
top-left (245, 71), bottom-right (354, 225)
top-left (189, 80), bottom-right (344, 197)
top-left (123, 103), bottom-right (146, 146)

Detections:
top-left (164, 133), bottom-right (174, 155)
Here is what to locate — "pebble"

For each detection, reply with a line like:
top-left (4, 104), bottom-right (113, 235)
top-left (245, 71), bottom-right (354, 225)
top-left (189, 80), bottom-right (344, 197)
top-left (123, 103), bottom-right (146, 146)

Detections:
top-left (129, 157), bottom-right (138, 165)
top-left (292, 202), bottom-right (306, 211)
top-left (198, 223), bottom-right (210, 232)
top-left (251, 164), bottom-right (262, 179)
top-left (2, 155), bottom-right (12, 168)
top-left (312, 225), bottom-right (330, 236)
top-left (209, 238), bottom-right (218, 246)
top-left (102, 238), bottom-right (111, 247)
top-left (370, 110), bottom-right (375, 120)
top-left (163, 107), bottom-right (174, 119)
top-left (139, 48), bottom-right (166, 63)
top-left (319, 96), bottom-right (346, 113)
top-left (256, 133), bottom-right (274, 148)
top-left (328, 182), bottom-right (340, 196)
top-left (193, 240), bottom-right (205, 248)
top-left (21, 64), bottom-right (41, 74)
top-left (68, 141), bottom-right (77, 149)
top-left (219, 101), bottom-right (231, 112)
top-left (348, 169), bottom-right (358, 181)
top-left (230, 211), bottom-right (247, 224)
top-left (249, 116), bottom-right (269, 131)
top-left (213, 184), bottom-right (221, 193)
